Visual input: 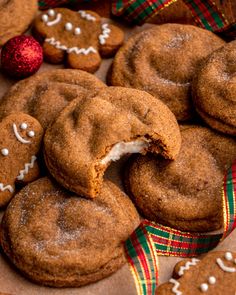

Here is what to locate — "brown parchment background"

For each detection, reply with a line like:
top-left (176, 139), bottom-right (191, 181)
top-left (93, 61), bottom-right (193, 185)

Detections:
top-left (0, 19), bottom-right (235, 295)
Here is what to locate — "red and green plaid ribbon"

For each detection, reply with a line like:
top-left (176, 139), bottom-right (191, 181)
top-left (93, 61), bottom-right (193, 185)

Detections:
top-left (112, 0), bottom-right (236, 39)
top-left (38, 0), bottom-right (92, 9)
top-left (125, 160), bottom-right (236, 295)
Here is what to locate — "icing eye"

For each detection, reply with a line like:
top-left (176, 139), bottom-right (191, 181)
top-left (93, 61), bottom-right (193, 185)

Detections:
top-left (48, 9), bottom-right (55, 17)
top-left (42, 14), bottom-right (49, 23)
top-left (20, 123), bottom-right (28, 130)
top-left (1, 148), bottom-right (9, 156)
top-left (225, 252), bottom-right (233, 261)
top-left (28, 131), bottom-right (35, 138)
top-left (200, 283), bottom-right (208, 292)
top-left (65, 22), bottom-right (73, 31)
top-left (74, 27), bottom-right (81, 35)
top-left (208, 276), bottom-right (216, 284)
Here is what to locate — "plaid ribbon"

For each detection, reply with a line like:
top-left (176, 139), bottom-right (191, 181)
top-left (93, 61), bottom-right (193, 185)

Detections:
top-left (125, 160), bottom-right (236, 295)
top-left (112, 0), bottom-right (236, 39)
top-left (38, 0), bottom-right (91, 9)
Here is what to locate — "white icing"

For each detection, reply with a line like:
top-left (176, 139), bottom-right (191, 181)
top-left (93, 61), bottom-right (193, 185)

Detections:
top-left (16, 156), bottom-right (37, 181)
top-left (208, 276), bottom-right (216, 285)
top-left (99, 23), bottom-right (111, 45)
top-left (216, 258), bottom-right (236, 273)
top-left (74, 27), bottom-right (81, 35)
top-left (169, 278), bottom-right (182, 295)
top-left (46, 13), bottom-right (62, 26)
top-left (225, 252), bottom-right (233, 261)
top-left (48, 9), bottom-right (55, 17)
top-left (20, 123), bottom-right (28, 130)
top-left (42, 14), bottom-right (49, 23)
top-left (0, 183), bottom-right (14, 193)
top-left (65, 22), bottom-right (73, 31)
top-left (200, 283), bottom-right (208, 292)
top-left (28, 131), bottom-right (35, 138)
top-left (78, 10), bottom-right (96, 21)
top-left (13, 124), bottom-right (31, 144)
top-left (178, 258), bottom-right (200, 276)
top-left (100, 140), bottom-right (149, 165)
top-left (1, 148), bottom-right (9, 156)
top-left (45, 37), bottom-right (97, 55)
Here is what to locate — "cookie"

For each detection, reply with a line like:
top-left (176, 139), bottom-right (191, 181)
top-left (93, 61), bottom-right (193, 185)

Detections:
top-left (0, 177), bottom-right (139, 287)
top-left (125, 126), bottom-right (236, 232)
top-left (156, 251), bottom-right (236, 294)
top-left (0, 69), bottom-right (106, 129)
top-left (0, 113), bottom-right (43, 207)
top-left (0, 0), bottom-right (37, 46)
top-left (34, 8), bottom-right (124, 72)
top-left (192, 40), bottom-right (236, 136)
top-left (44, 86), bottom-right (181, 198)
top-left (109, 24), bottom-right (225, 121)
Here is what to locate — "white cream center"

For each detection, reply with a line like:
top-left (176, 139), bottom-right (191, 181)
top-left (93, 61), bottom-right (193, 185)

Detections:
top-left (100, 140), bottom-right (149, 165)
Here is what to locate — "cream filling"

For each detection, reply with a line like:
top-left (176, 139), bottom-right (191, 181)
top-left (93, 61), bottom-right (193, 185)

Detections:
top-left (100, 140), bottom-right (149, 165)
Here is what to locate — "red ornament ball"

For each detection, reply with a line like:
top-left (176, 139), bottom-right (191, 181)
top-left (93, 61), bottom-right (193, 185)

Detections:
top-left (1, 35), bottom-right (43, 79)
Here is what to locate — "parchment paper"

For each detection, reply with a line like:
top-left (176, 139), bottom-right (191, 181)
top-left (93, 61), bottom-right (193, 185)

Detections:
top-left (0, 20), bottom-right (235, 295)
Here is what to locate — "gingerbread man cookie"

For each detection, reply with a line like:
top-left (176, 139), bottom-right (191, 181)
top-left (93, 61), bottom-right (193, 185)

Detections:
top-left (34, 8), bottom-right (124, 73)
top-left (156, 251), bottom-right (236, 294)
top-left (0, 113), bottom-right (43, 207)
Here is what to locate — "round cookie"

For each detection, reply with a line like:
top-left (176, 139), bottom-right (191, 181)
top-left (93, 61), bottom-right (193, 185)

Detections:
top-left (0, 113), bottom-right (43, 207)
top-left (109, 24), bottom-right (225, 121)
top-left (0, 177), bottom-right (139, 287)
top-left (192, 40), bottom-right (236, 136)
top-left (44, 87), bottom-right (181, 198)
top-left (156, 251), bottom-right (236, 294)
top-left (34, 8), bottom-right (124, 72)
top-left (0, 0), bottom-right (38, 46)
top-left (125, 126), bottom-right (236, 232)
top-left (0, 69), bottom-right (106, 129)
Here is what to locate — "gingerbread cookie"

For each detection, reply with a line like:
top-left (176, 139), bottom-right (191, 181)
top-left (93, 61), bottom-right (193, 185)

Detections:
top-left (34, 8), bottom-right (124, 72)
top-left (0, 177), bottom-right (139, 287)
top-left (125, 126), bottom-right (236, 232)
top-left (109, 24), bottom-right (225, 121)
top-left (0, 0), bottom-right (37, 46)
top-left (44, 87), bottom-right (181, 198)
top-left (0, 69), bottom-right (106, 129)
top-left (0, 113), bottom-right (43, 207)
top-left (192, 40), bottom-right (236, 136)
top-left (156, 251), bottom-right (236, 294)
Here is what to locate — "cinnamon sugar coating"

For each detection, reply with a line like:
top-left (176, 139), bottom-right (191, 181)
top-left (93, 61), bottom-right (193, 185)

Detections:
top-left (0, 69), bottom-right (106, 129)
top-left (109, 24), bottom-right (225, 121)
top-left (192, 41), bottom-right (236, 135)
top-left (44, 87), bottom-right (181, 198)
top-left (0, 177), bottom-right (139, 287)
top-left (125, 126), bottom-right (236, 232)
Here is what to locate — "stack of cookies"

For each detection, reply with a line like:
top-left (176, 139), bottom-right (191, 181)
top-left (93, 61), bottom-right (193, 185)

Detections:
top-left (0, 6), bottom-right (235, 292)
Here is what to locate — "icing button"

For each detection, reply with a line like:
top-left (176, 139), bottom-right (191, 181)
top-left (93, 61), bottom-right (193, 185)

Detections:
top-left (28, 131), bottom-right (35, 138)
top-left (208, 276), bottom-right (216, 284)
top-left (1, 148), bottom-right (9, 156)
top-left (65, 22), bottom-right (73, 31)
top-left (225, 252), bottom-right (233, 261)
top-left (200, 283), bottom-right (208, 292)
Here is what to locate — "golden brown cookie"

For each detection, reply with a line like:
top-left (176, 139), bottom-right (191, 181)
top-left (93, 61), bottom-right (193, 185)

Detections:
top-left (192, 40), bottom-right (236, 136)
top-left (0, 177), bottom-right (139, 287)
top-left (0, 0), bottom-right (37, 46)
top-left (109, 24), bottom-right (225, 121)
top-left (125, 126), bottom-right (236, 232)
top-left (34, 8), bottom-right (124, 72)
top-left (156, 251), bottom-right (236, 294)
top-left (0, 69), bottom-right (106, 129)
top-left (44, 86), bottom-right (181, 199)
top-left (0, 113), bottom-right (43, 207)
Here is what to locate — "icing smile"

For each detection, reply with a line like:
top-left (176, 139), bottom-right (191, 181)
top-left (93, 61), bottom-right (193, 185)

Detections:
top-left (13, 123), bottom-right (35, 144)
